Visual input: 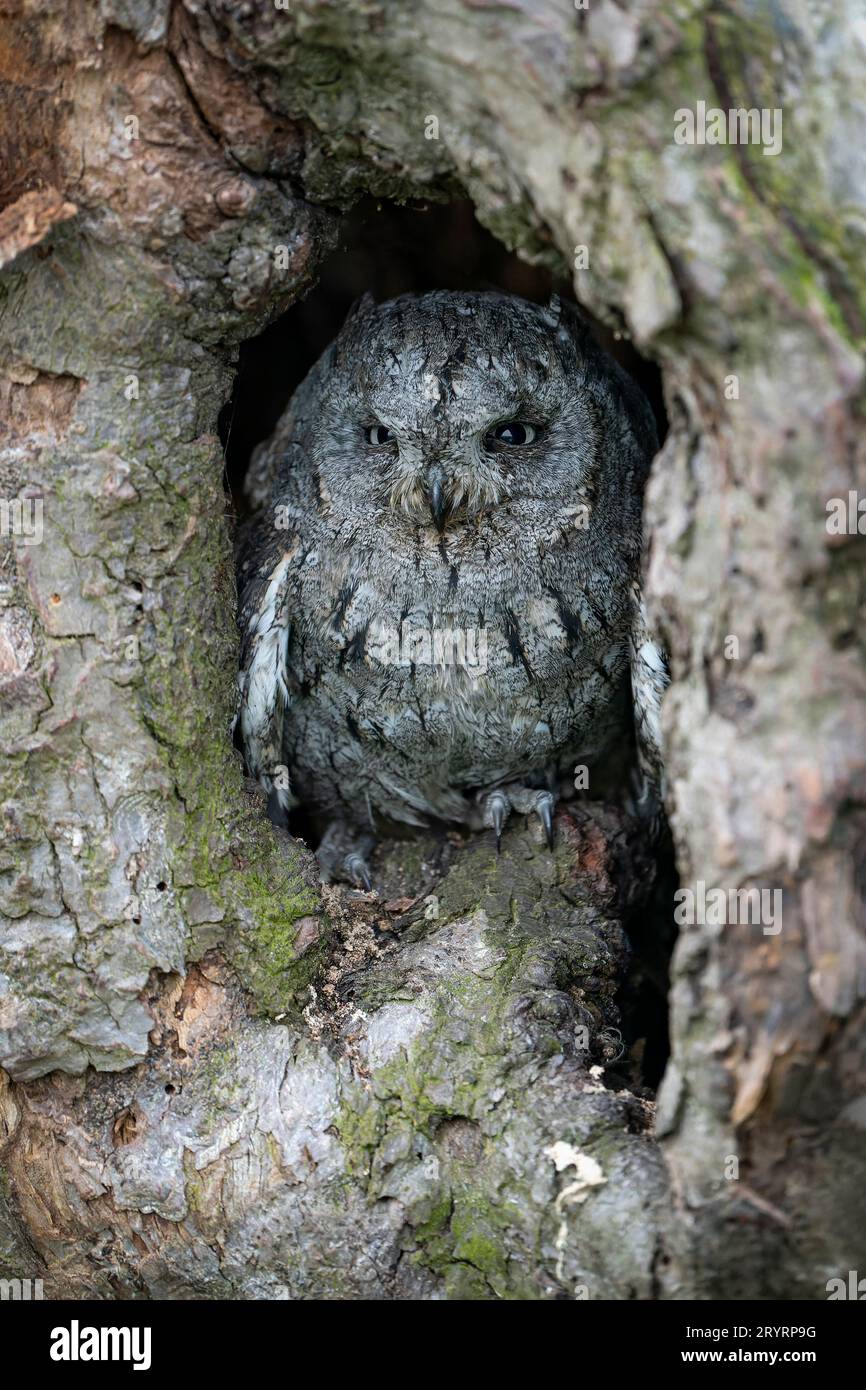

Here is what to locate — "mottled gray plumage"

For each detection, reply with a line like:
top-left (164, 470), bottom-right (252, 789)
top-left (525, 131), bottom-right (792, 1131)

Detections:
top-left (237, 290), bottom-right (666, 885)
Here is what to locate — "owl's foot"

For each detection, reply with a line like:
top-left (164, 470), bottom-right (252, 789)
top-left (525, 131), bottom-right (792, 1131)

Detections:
top-left (317, 821), bottom-right (377, 891)
top-left (478, 786), bottom-right (555, 851)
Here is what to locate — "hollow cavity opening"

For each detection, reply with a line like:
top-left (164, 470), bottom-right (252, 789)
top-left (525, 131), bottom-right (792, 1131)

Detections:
top-left (221, 196), bottom-right (675, 1089)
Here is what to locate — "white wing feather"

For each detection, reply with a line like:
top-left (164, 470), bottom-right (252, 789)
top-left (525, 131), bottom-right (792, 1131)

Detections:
top-left (238, 550), bottom-right (296, 814)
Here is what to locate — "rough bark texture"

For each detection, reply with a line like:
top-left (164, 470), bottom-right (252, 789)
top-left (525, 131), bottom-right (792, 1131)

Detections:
top-left (1, 0), bottom-right (864, 1298)
top-left (0, 815), bottom-right (670, 1299)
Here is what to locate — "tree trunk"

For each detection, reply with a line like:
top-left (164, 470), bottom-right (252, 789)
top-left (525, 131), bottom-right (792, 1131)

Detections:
top-left (1, 0), bottom-right (864, 1299)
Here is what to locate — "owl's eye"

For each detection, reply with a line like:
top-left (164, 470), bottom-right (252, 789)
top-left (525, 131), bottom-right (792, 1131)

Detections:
top-left (366, 424), bottom-right (394, 446)
top-left (487, 421), bottom-right (537, 447)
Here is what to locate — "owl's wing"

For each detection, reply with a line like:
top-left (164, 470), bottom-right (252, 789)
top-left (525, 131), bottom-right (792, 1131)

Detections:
top-left (235, 519), bottom-right (298, 822)
top-left (628, 582), bottom-right (669, 823)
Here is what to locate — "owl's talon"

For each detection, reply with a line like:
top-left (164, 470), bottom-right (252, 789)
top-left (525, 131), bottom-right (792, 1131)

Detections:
top-left (344, 852), bottom-right (373, 892)
top-left (535, 791), bottom-right (555, 850)
top-left (480, 789), bottom-right (510, 852)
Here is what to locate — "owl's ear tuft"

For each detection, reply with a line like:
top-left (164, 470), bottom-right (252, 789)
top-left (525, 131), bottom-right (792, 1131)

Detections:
top-left (344, 291), bottom-right (376, 326)
top-left (540, 293), bottom-right (562, 331)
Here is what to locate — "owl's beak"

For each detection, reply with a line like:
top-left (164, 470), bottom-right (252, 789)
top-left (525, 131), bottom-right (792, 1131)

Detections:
top-left (427, 477), bottom-right (449, 532)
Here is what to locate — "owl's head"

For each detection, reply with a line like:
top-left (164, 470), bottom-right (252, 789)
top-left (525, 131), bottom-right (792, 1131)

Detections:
top-left (297, 290), bottom-right (656, 548)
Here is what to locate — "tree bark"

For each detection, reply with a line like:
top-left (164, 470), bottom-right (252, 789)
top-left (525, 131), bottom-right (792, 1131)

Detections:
top-left (1, 0), bottom-right (864, 1299)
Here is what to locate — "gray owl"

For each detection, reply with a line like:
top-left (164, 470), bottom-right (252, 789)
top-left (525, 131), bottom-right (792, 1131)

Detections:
top-left (236, 291), bottom-right (667, 888)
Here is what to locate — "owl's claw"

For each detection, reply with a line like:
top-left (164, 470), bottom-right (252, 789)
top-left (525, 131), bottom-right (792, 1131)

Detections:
top-left (535, 791), bottom-right (555, 850)
top-left (344, 852), bottom-right (373, 892)
top-left (480, 789), bottom-right (511, 852)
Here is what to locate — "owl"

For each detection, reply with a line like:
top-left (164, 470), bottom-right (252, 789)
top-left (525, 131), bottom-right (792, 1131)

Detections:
top-left (236, 291), bottom-right (667, 888)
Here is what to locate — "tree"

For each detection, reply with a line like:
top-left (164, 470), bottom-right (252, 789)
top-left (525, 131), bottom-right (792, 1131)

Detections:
top-left (1, 0), bottom-right (863, 1299)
